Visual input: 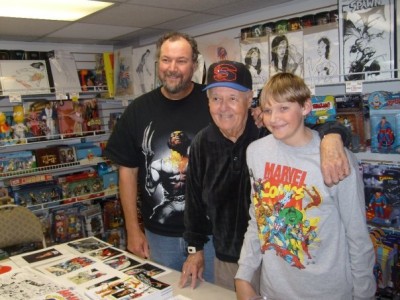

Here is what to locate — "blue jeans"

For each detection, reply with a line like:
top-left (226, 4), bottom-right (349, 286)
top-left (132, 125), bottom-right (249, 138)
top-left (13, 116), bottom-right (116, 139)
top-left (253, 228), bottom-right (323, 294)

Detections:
top-left (145, 229), bottom-right (215, 283)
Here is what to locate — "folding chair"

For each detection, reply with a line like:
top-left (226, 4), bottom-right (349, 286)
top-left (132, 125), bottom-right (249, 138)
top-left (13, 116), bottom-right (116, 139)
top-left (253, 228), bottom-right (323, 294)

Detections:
top-left (0, 204), bottom-right (46, 249)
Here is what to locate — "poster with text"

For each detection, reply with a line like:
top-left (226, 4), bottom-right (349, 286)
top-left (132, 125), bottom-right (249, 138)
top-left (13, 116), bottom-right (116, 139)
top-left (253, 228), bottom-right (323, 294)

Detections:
top-left (339, 0), bottom-right (395, 81)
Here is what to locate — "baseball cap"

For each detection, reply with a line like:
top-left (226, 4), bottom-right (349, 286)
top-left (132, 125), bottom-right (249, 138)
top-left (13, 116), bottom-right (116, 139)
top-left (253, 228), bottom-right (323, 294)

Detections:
top-left (203, 60), bottom-right (252, 92)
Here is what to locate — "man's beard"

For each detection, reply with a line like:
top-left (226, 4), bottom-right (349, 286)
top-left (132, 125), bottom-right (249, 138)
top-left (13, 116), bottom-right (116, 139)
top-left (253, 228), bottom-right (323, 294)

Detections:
top-left (160, 72), bottom-right (192, 94)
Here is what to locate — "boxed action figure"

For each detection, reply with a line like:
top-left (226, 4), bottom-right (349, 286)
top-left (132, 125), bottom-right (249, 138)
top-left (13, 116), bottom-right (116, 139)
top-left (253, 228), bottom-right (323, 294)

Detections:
top-left (50, 205), bottom-right (85, 243)
top-left (335, 94), bottom-right (366, 152)
top-left (9, 174), bottom-right (61, 209)
top-left (0, 150), bottom-right (37, 175)
top-left (361, 161), bottom-right (400, 227)
top-left (58, 171), bottom-right (104, 202)
top-left (368, 91), bottom-right (400, 154)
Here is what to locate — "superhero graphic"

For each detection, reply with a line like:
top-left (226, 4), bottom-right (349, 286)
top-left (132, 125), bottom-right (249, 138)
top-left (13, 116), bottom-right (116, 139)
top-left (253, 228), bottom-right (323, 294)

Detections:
top-left (376, 116), bottom-right (394, 149)
top-left (142, 122), bottom-right (191, 224)
top-left (250, 165), bottom-right (321, 269)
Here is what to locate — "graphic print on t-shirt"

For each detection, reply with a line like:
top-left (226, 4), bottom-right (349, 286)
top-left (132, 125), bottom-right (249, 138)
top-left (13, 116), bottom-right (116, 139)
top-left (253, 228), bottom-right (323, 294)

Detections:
top-left (142, 121), bottom-right (191, 224)
top-left (250, 162), bottom-right (322, 269)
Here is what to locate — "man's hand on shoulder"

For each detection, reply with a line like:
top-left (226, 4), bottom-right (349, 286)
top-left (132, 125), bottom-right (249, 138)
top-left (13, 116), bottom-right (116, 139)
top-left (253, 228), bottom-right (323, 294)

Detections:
top-left (320, 133), bottom-right (350, 186)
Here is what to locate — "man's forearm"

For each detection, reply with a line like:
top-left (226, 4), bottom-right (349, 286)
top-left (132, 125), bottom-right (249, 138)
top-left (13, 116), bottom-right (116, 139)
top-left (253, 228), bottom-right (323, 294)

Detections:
top-left (119, 166), bottom-right (141, 233)
top-left (311, 121), bottom-right (352, 147)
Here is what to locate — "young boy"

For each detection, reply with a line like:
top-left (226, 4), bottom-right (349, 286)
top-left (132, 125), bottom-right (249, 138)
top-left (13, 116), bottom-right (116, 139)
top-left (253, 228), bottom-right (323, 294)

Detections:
top-left (235, 73), bottom-right (376, 300)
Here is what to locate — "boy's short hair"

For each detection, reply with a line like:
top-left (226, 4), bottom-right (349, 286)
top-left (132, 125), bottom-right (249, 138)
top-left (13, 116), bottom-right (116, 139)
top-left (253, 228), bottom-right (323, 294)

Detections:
top-left (260, 73), bottom-right (310, 107)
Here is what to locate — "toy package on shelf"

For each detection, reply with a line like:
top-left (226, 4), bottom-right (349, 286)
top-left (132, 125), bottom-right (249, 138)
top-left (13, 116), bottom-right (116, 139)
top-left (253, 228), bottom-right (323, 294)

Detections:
top-left (57, 100), bottom-right (85, 137)
top-left (8, 174), bottom-right (62, 209)
top-left (57, 171), bottom-right (104, 202)
top-left (335, 94), bottom-right (366, 152)
top-left (102, 199), bottom-right (124, 231)
top-left (80, 98), bottom-right (103, 134)
top-left (0, 150), bottom-right (36, 176)
top-left (23, 100), bottom-right (60, 141)
top-left (58, 145), bottom-right (77, 164)
top-left (50, 204), bottom-right (85, 244)
top-left (368, 91), bottom-right (400, 154)
top-left (57, 99), bottom-right (102, 138)
top-left (0, 110), bottom-right (14, 146)
top-left (361, 161), bottom-right (400, 228)
top-left (34, 145), bottom-right (61, 167)
top-left (73, 142), bottom-right (102, 161)
top-left (80, 203), bottom-right (105, 240)
top-left (305, 95), bottom-right (337, 125)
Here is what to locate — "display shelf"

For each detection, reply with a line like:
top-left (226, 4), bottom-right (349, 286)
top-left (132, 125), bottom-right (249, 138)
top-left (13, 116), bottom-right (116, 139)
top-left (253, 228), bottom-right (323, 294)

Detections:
top-left (355, 151), bottom-right (400, 164)
top-left (313, 74), bottom-right (399, 96)
top-left (27, 188), bottom-right (119, 212)
top-left (0, 131), bottom-right (110, 153)
top-left (0, 156), bottom-right (105, 180)
top-left (0, 88), bottom-right (108, 103)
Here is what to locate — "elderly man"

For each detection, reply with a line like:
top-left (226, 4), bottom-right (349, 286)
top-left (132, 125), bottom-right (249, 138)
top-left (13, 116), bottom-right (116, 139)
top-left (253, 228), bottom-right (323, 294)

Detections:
top-left (180, 60), bottom-right (351, 290)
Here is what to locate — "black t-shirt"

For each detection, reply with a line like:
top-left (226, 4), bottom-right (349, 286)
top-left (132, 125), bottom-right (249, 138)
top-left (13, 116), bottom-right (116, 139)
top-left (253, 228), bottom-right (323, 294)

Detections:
top-left (104, 83), bottom-right (211, 236)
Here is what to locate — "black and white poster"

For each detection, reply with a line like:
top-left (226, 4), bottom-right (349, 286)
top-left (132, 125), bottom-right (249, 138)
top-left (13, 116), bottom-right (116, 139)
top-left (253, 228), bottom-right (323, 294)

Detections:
top-left (240, 37), bottom-right (269, 97)
top-left (269, 31), bottom-right (304, 78)
top-left (339, 0), bottom-right (395, 81)
top-left (303, 23), bottom-right (340, 85)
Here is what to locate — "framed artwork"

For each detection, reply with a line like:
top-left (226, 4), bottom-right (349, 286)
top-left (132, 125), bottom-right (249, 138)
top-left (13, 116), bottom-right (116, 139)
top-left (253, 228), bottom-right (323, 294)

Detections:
top-left (0, 60), bottom-right (51, 95)
top-left (269, 30), bottom-right (304, 78)
top-left (303, 23), bottom-right (340, 85)
top-left (240, 37), bottom-right (269, 97)
top-left (114, 46), bottom-right (134, 100)
top-left (339, 0), bottom-right (396, 81)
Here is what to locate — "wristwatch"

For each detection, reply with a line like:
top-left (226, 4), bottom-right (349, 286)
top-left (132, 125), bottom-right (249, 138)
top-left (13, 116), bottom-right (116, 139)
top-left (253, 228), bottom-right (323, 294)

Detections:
top-left (187, 245), bottom-right (203, 254)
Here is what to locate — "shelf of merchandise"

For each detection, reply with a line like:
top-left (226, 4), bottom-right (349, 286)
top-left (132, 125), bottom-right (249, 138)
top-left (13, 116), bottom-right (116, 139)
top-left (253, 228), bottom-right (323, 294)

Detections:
top-left (26, 187), bottom-right (119, 212)
top-left (0, 156), bottom-right (106, 181)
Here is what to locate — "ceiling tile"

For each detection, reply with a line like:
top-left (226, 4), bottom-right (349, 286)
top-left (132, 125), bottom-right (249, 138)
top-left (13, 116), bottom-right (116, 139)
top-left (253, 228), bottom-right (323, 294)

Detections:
top-left (47, 23), bottom-right (138, 40)
top-left (0, 17), bottom-right (68, 37)
top-left (81, 3), bottom-right (191, 28)
top-left (205, 0), bottom-right (292, 17)
top-left (153, 13), bottom-right (223, 31)
top-left (125, 0), bottom-right (244, 11)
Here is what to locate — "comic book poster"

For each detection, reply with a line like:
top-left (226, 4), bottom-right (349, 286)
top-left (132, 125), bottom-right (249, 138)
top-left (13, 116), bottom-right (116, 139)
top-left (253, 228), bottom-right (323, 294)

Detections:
top-left (303, 23), bottom-right (340, 85)
top-left (339, 0), bottom-right (395, 81)
top-left (269, 30), bottom-right (304, 78)
top-left (240, 37), bottom-right (269, 97)
top-left (114, 47), bottom-right (134, 100)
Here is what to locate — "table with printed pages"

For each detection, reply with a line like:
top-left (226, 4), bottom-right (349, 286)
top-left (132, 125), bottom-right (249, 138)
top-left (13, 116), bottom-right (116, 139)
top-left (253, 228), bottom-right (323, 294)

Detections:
top-left (0, 237), bottom-right (235, 300)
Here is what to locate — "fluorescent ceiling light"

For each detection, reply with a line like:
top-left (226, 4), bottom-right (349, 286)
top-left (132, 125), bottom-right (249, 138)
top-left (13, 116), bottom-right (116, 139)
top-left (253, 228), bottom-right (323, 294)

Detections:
top-left (0, 0), bottom-right (114, 21)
